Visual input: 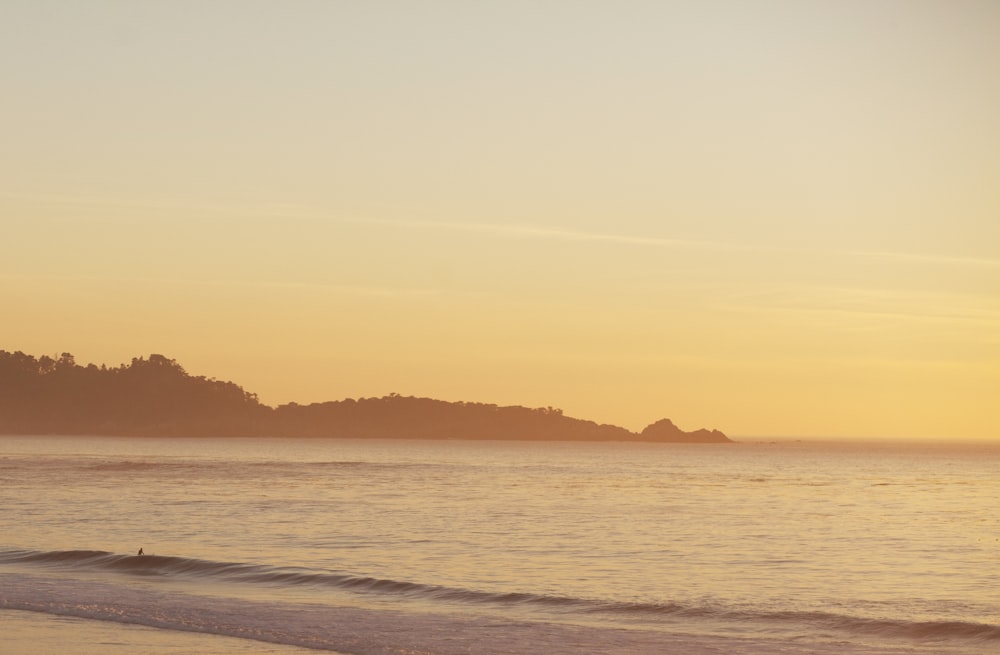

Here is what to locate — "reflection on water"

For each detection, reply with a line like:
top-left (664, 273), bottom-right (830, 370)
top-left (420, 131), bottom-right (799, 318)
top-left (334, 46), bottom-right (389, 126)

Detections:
top-left (1, 436), bottom-right (998, 653)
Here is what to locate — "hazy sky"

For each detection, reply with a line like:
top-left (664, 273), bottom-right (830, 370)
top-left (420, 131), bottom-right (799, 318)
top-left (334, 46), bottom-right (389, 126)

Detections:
top-left (3, 1), bottom-right (998, 439)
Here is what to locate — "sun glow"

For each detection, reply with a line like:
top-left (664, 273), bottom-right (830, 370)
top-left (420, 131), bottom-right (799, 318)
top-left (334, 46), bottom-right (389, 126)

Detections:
top-left (2, 1), bottom-right (998, 440)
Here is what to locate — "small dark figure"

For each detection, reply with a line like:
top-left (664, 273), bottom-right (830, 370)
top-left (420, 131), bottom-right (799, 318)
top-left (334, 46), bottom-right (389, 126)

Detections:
top-left (137, 547), bottom-right (144, 556)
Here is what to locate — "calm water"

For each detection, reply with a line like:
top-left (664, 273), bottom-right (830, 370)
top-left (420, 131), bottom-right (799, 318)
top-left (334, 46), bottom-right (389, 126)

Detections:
top-left (1, 436), bottom-right (998, 654)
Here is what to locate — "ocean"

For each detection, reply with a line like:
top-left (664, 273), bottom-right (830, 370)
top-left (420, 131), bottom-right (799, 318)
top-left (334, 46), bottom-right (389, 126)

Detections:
top-left (1, 436), bottom-right (997, 654)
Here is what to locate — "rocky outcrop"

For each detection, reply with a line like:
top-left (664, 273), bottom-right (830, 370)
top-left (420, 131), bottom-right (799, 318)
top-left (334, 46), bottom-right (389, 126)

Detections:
top-left (639, 418), bottom-right (732, 443)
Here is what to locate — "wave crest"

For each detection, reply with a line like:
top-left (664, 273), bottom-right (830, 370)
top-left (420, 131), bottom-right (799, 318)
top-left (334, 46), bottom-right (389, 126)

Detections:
top-left (2, 548), bottom-right (998, 644)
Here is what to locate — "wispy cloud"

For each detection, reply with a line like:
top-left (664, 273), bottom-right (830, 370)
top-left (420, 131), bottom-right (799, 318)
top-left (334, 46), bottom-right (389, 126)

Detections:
top-left (721, 285), bottom-right (1000, 326)
top-left (0, 190), bottom-right (755, 252)
top-left (850, 250), bottom-right (1000, 269)
top-left (12, 190), bottom-right (996, 269)
top-left (1, 273), bottom-right (446, 298)
top-left (338, 216), bottom-right (760, 252)
top-left (254, 280), bottom-right (448, 298)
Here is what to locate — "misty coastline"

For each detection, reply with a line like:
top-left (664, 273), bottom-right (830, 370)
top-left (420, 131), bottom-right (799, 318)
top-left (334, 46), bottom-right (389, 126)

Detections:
top-left (0, 351), bottom-right (731, 443)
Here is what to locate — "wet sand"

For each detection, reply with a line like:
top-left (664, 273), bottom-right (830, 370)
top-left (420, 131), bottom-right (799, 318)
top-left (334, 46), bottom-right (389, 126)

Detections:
top-left (1, 610), bottom-right (337, 655)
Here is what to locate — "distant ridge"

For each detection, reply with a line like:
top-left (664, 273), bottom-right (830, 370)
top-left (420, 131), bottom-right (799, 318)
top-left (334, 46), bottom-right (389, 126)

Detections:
top-left (0, 351), bottom-right (731, 443)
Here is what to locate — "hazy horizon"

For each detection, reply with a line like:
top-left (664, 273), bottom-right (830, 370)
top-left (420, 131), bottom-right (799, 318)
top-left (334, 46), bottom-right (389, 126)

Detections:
top-left (3, 1), bottom-right (998, 441)
top-left (3, 348), bottom-right (998, 444)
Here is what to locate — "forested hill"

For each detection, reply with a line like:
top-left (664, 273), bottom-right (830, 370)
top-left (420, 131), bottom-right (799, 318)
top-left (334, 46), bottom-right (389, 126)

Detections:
top-left (0, 351), bottom-right (731, 442)
top-left (0, 352), bottom-right (262, 437)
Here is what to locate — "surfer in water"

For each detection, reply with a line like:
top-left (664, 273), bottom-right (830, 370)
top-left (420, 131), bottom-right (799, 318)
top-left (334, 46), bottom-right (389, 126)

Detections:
top-left (137, 547), bottom-right (144, 556)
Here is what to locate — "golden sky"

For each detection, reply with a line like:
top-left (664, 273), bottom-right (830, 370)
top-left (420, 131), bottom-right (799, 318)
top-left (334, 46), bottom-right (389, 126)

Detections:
top-left (2, 1), bottom-right (998, 440)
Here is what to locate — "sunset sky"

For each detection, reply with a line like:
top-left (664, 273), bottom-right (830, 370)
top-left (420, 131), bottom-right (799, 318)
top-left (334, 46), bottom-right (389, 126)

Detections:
top-left (2, 1), bottom-right (998, 440)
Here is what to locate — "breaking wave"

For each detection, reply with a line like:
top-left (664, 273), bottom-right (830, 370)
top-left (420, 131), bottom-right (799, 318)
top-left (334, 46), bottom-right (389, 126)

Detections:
top-left (2, 548), bottom-right (998, 645)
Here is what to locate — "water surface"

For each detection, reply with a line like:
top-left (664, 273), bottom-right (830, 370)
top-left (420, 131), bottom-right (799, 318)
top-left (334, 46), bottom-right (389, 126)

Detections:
top-left (2, 436), bottom-right (997, 654)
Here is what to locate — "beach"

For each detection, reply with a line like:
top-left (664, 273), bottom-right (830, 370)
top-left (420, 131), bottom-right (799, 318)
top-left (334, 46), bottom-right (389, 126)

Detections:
top-left (2, 609), bottom-right (327, 655)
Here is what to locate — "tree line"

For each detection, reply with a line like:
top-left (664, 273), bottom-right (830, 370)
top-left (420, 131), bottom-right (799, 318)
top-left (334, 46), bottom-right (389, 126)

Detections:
top-left (0, 351), bottom-right (730, 442)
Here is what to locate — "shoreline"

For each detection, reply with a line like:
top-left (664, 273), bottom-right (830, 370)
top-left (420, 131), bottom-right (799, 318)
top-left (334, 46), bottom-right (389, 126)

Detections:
top-left (0, 609), bottom-right (334, 655)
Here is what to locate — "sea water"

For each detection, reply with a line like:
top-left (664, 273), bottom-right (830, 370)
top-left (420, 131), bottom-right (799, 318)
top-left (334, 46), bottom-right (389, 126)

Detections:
top-left (1, 436), bottom-right (998, 654)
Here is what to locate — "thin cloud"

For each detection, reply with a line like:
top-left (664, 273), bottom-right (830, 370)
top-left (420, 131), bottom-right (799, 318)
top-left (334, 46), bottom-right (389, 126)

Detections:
top-left (1, 273), bottom-right (446, 298)
top-left (850, 250), bottom-right (1000, 269)
top-left (721, 285), bottom-right (1000, 325)
top-left (256, 281), bottom-right (448, 298)
top-left (344, 216), bottom-right (756, 252)
top-left (0, 190), bottom-right (763, 253)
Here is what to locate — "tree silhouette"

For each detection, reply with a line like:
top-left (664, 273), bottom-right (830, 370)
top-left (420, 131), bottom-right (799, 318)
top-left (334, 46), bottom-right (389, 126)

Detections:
top-left (0, 350), bottom-right (730, 442)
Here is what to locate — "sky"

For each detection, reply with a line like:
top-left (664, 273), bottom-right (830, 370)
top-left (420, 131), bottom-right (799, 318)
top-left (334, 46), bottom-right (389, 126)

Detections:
top-left (2, 1), bottom-right (998, 440)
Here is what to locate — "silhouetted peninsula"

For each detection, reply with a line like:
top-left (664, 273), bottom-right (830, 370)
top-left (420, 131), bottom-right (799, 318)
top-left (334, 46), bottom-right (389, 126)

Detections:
top-left (0, 351), bottom-right (731, 443)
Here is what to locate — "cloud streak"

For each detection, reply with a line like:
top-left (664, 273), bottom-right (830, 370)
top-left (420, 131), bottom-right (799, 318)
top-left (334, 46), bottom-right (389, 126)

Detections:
top-left (344, 219), bottom-right (1000, 270)
top-left (720, 285), bottom-right (1000, 326)
top-left (10, 189), bottom-right (997, 270)
top-left (850, 250), bottom-right (1000, 269)
top-left (0, 273), bottom-right (446, 299)
top-left (339, 216), bottom-right (761, 252)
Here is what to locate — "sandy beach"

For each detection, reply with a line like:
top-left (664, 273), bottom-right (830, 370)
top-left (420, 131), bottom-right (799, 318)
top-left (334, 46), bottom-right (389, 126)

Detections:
top-left (2, 610), bottom-right (332, 655)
